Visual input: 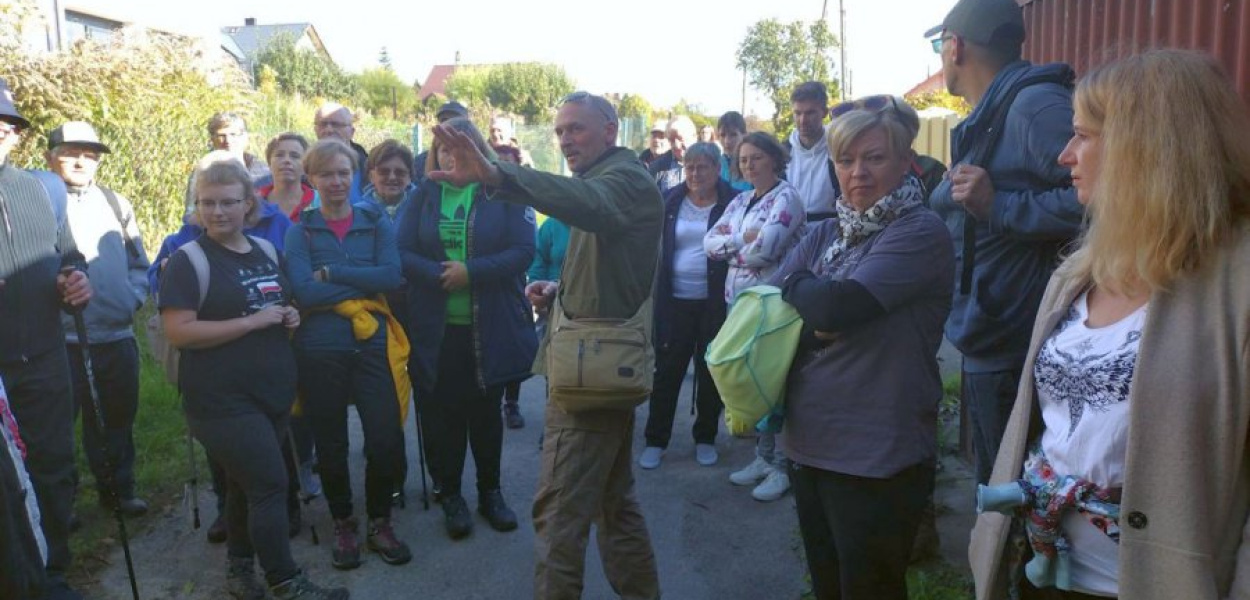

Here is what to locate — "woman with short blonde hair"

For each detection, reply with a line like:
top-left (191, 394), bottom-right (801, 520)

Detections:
top-left (970, 49), bottom-right (1250, 600)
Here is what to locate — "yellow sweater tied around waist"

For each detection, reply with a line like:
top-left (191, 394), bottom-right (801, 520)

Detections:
top-left (293, 295), bottom-right (412, 422)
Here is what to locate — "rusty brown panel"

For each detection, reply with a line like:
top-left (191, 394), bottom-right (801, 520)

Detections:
top-left (1019, 0), bottom-right (1250, 105)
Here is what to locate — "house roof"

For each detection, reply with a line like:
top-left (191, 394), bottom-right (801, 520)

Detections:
top-left (906, 70), bottom-right (946, 97)
top-left (219, 33), bottom-right (246, 62)
top-left (418, 64), bottom-right (457, 100)
top-left (221, 23), bottom-right (327, 61)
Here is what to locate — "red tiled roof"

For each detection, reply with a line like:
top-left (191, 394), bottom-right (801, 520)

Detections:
top-left (906, 71), bottom-right (946, 97)
top-left (418, 65), bottom-right (456, 100)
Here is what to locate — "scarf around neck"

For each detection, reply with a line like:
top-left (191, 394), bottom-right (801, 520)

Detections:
top-left (822, 174), bottom-right (924, 270)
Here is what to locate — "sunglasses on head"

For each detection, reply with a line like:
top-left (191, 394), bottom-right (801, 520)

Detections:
top-left (560, 91), bottom-right (615, 122)
top-left (830, 95), bottom-right (901, 119)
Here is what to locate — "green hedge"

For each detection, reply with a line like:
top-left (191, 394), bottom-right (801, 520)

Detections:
top-left (1, 37), bottom-right (414, 254)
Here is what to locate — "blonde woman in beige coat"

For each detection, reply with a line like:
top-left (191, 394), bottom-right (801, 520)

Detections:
top-left (968, 49), bottom-right (1250, 600)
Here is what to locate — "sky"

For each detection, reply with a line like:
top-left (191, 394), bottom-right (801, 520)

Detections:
top-left (78, 0), bottom-right (956, 118)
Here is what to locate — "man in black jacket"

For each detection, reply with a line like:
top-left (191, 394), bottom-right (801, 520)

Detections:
top-left (0, 78), bottom-right (92, 600)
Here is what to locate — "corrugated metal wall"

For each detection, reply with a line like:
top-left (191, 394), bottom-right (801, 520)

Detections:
top-left (1018, 0), bottom-right (1250, 104)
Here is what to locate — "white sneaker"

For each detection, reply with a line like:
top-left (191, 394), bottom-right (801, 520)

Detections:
top-left (729, 456), bottom-right (771, 486)
top-left (299, 460), bottom-right (322, 499)
top-left (752, 468), bottom-right (790, 502)
top-left (638, 446), bottom-right (664, 470)
top-left (695, 444), bottom-right (719, 466)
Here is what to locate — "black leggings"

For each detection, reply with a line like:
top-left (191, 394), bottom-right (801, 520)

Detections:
top-left (419, 325), bottom-right (504, 497)
top-left (297, 340), bottom-right (403, 520)
top-left (190, 409), bottom-right (298, 585)
top-left (792, 460), bottom-right (934, 600)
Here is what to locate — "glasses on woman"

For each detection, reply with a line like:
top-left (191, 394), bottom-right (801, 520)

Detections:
top-left (196, 198), bottom-right (244, 211)
top-left (830, 95), bottom-right (902, 119)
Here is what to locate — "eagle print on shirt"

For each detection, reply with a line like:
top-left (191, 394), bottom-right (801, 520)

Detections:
top-left (1033, 304), bottom-right (1143, 436)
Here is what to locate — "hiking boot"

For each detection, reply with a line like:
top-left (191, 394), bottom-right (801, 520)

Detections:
top-left (270, 571), bottom-right (350, 600)
top-left (207, 512), bottom-right (228, 543)
top-left (504, 402), bottom-right (525, 429)
top-left (330, 517), bottom-right (361, 570)
top-left (226, 555), bottom-right (266, 600)
top-left (729, 456), bottom-right (771, 486)
top-left (637, 446), bottom-right (664, 470)
top-left (477, 489), bottom-right (518, 532)
top-left (695, 443), bottom-right (719, 467)
top-left (441, 494), bottom-right (474, 539)
top-left (752, 468), bottom-right (791, 502)
top-left (367, 517), bottom-right (412, 565)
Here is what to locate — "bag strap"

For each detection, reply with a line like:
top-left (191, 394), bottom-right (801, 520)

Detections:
top-left (957, 71), bottom-right (1069, 295)
top-left (247, 235), bottom-right (279, 267)
top-left (100, 187), bottom-right (141, 260)
top-left (178, 241), bottom-right (211, 311)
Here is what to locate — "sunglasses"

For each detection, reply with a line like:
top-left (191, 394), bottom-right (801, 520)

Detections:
top-left (931, 34), bottom-right (954, 54)
top-left (560, 91), bottom-right (616, 122)
top-left (830, 94), bottom-right (902, 120)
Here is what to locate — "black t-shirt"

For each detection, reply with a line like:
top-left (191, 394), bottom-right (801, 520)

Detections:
top-left (158, 235), bottom-right (297, 419)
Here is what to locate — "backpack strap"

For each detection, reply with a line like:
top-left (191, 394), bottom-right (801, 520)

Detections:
top-left (100, 187), bottom-right (141, 260)
top-left (178, 241), bottom-right (211, 311)
top-left (247, 235), bottom-right (279, 267)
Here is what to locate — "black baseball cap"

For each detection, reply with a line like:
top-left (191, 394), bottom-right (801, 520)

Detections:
top-left (437, 101), bottom-right (468, 121)
top-left (925, 0), bottom-right (1025, 48)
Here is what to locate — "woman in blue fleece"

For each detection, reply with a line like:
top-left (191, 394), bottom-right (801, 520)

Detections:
top-left (283, 139), bottom-right (410, 570)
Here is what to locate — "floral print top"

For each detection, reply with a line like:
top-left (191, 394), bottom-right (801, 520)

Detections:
top-left (703, 179), bottom-right (806, 303)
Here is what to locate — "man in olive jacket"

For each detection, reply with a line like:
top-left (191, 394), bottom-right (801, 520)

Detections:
top-left (429, 92), bottom-right (662, 600)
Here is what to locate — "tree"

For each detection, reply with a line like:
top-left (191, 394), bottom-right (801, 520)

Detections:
top-left (615, 93), bottom-right (653, 122)
top-left (905, 89), bottom-right (972, 117)
top-left (444, 62), bottom-right (576, 124)
top-left (736, 18), bottom-right (841, 135)
top-left (378, 46), bottom-right (393, 71)
top-left (483, 63), bottom-right (576, 124)
top-left (356, 67), bottom-right (417, 119)
top-left (254, 34), bottom-right (357, 100)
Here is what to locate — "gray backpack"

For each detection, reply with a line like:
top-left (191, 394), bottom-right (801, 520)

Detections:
top-left (145, 236), bottom-right (279, 387)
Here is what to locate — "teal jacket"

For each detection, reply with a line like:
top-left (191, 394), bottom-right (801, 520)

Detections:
top-left (527, 217), bottom-right (569, 283)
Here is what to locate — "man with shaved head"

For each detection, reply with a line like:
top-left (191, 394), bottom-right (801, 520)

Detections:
top-left (314, 102), bottom-right (368, 204)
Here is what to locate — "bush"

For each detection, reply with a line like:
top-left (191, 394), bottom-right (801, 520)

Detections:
top-left (1, 35), bottom-right (417, 253)
top-left (1, 35), bottom-right (247, 251)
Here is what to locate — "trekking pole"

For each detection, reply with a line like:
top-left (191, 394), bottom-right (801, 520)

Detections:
top-left (286, 429), bottom-right (319, 545)
top-left (71, 310), bottom-right (141, 600)
top-left (184, 419), bottom-right (200, 529)
top-left (413, 405), bottom-right (430, 511)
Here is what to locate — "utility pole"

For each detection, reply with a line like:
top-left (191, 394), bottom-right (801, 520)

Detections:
top-left (840, 0), bottom-right (848, 100)
top-left (741, 69), bottom-right (747, 115)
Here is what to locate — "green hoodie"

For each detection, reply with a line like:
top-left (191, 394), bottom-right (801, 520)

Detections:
top-left (494, 147), bottom-right (662, 321)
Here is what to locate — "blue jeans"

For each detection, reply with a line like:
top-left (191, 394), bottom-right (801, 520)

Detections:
top-left (964, 365), bottom-right (1024, 485)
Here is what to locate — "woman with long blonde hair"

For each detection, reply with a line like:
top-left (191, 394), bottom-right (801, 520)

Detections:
top-left (969, 49), bottom-right (1250, 600)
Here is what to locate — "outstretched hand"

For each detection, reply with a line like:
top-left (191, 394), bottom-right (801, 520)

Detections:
top-left (426, 125), bottom-right (504, 188)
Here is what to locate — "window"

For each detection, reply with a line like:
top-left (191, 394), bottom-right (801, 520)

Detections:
top-left (64, 11), bottom-right (122, 45)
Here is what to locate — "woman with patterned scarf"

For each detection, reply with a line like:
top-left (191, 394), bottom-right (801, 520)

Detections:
top-left (767, 96), bottom-right (955, 600)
